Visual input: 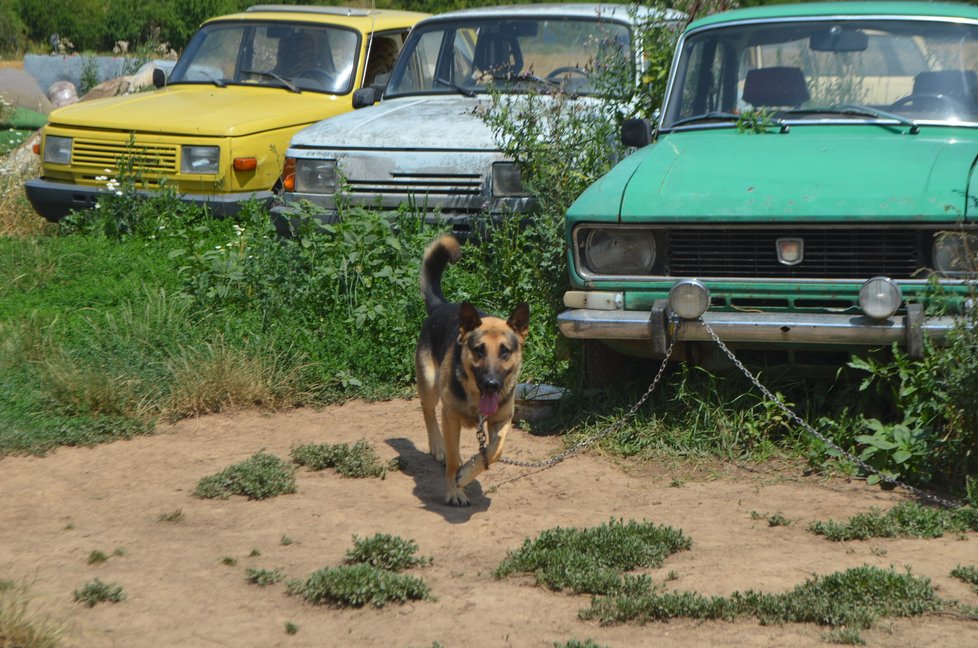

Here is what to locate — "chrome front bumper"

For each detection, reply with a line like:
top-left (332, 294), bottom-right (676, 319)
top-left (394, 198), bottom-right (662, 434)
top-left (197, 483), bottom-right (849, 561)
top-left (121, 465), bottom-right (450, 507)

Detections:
top-left (557, 307), bottom-right (958, 348)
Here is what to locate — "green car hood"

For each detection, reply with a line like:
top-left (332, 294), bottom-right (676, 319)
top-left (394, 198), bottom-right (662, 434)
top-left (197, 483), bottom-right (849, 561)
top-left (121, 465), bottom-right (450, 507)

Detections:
top-left (577, 126), bottom-right (978, 223)
top-left (47, 85), bottom-right (347, 137)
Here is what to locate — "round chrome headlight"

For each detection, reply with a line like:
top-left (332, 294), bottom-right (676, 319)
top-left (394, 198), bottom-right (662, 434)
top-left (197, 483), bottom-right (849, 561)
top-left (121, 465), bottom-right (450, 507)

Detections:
top-left (583, 229), bottom-right (656, 275)
top-left (669, 279), bottom-right (710, 320)
top-left (933, 231), bottom-right (978, 276)
top-left (859, 277), bottom-right (902, 320)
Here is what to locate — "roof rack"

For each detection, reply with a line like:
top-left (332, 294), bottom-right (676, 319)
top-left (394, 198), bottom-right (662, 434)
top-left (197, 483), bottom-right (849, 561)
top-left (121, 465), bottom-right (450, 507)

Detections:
top-left (246, 5), bottom-right (371, 17)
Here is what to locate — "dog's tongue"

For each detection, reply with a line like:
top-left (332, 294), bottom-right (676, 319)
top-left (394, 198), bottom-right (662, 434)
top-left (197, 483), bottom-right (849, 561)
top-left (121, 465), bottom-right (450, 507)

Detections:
top-left (479, 392), bottom-right (500, 417)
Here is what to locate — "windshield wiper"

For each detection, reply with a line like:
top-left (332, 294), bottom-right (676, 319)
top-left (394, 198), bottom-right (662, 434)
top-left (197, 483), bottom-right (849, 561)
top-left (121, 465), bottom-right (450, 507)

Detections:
top-left (240, 69), bottom-right (300, 94)
top-left (434, 77), bottom-right (476, 97)
top-left (669, 111), bottom-right (742, 128)
top-left (783, 104), bottom-right (919, 133)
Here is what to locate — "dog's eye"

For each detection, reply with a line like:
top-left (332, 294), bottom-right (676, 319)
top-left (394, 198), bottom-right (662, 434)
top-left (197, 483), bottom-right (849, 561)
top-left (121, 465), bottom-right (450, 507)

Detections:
top-left (499, 345), bottom-right (511, 359)
top-left (472, 344), bottom-right (487, 359)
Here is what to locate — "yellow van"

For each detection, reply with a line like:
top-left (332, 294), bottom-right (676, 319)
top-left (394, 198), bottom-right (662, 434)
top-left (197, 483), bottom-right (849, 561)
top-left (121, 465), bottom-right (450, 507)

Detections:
top-left (26, 5), bottom-right (426, 222)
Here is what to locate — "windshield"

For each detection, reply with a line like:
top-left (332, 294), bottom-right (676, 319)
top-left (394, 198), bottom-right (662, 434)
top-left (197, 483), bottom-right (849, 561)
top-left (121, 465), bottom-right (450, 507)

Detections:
top-left (663, 18), bottom-right (978, 128)
top-left (169, 21), bottom-right (360, 94)
top-left (385, 17), bottom-right (631, 97)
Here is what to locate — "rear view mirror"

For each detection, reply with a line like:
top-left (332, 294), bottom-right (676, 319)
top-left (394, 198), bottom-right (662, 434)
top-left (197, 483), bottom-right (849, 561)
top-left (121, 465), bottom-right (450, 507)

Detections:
top-left (621, 118), bottom-right (653, 148)
top-left (810, 27), bottom-right (868, 52)
top-left (352, 87), bottom-right (377, 109)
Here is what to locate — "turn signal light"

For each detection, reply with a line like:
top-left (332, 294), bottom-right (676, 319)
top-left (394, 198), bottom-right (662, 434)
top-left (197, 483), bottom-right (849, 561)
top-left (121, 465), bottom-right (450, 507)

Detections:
top-left (282, 157), bottom-right (296, 192)
top-left (32, 142), bottom-right (40, 155)
top-left (233, 157), bottom-right (257, 171)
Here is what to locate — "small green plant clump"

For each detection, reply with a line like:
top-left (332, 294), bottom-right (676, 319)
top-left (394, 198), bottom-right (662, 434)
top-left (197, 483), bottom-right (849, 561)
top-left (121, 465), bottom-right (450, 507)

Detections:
top-left (344, 533), bottom-right (432, 572)
top-left (245, 567), bottom-right (284, 587)
top-left (951, 564), bottom-right (978, 593)
top-left (158, 508), bottom-right (184, 522)
top-left (194, 452), bottom-right (296, 500)
top-left (73, 579), bottom-right (125, 608)
top-left (290, 439), bottom-right (394, 478)
top-left (581, 565), bottom-right (941, 638)
top-left (86, 550), bottom-right (108, 565)
top-left (751, 511), bottom-right (794, 527)
top-left (288, 534), bottom-right (432, 608)
top-left (554, 641), bottom-right (609, 648)
top-left (284, 621), bottom-right (299, 635)
top-left (809, 501), bottom-right (978, 541)
top-left (494, 519), bottom-right (692, 595)
top-left (290, 563), bottom-right (431, 609)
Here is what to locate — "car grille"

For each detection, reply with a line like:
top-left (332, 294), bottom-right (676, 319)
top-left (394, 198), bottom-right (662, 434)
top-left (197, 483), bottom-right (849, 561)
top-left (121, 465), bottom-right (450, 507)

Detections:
top-left (666, 228), bottom-right (925, 279)
top-left (73, 138), bottom-right (178, 175)
top-left (347, 172), bottom-right (483, 197)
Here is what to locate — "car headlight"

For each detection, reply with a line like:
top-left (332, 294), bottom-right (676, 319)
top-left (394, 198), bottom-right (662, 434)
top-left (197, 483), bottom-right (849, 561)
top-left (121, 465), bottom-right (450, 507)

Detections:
top-left (933, 231), bottom-right (978, 276)
top-left (181, 145), bottom-right (220, 174)
top-left (294, 159), bottom-right (337, 194)
top-left (491, 162), bottom-right (530, 197)
top-left (43, 135), bottom-right (72, 165)
top-left (582, 228), bottom-right (657, 275)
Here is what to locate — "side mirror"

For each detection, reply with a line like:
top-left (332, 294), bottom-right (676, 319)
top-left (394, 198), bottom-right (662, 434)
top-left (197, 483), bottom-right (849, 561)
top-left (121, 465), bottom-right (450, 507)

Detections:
top-left (352, 87), bottom-right (377, 109)
top-left (152, 68), bottom-right (166, 89)
top-left (621, 118), bottom-right (653, 148)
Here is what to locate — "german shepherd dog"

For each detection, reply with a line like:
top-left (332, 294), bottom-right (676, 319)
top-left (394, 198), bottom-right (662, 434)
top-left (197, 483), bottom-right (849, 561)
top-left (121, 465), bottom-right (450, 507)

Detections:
top-left (415, 235), bottom-right (530, 506)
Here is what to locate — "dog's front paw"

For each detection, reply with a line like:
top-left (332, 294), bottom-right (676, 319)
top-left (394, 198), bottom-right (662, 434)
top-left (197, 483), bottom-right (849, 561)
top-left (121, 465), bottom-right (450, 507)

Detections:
top-left (444, 486), bottom-right (469, 507)
top-left (430, 447), bottom-right (445, 463)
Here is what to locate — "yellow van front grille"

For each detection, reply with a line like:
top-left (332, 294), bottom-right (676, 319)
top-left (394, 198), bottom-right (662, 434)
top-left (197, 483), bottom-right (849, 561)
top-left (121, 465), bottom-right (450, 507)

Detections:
top-left (73, 139), bottom-right (179, 175)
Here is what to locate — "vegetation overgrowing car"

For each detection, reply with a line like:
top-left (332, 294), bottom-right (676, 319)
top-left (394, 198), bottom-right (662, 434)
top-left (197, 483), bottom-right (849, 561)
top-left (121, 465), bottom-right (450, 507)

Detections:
top-left (272, 2), bottom-right (682, 238)
top-left (558, 0), bottom-right (978, 368)
top-left (24, 4), bottom-right (428, 222)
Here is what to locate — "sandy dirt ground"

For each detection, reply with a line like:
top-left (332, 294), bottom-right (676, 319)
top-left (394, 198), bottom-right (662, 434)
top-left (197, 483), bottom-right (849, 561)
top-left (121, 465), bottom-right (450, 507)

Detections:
top-left (1, 399), bottom-right (976, 648)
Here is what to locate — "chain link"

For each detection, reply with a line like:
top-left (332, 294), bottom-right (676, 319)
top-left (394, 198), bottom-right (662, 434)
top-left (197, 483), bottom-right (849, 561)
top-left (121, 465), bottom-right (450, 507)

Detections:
top-left (476, 320), bottom-right (683, 470)
top-left (698, 318), bottom-right (963, 509)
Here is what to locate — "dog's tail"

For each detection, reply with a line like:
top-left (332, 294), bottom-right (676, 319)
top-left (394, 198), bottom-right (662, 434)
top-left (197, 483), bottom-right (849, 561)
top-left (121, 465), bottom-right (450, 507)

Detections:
top-left (419, 234), bottom-right (462, 313)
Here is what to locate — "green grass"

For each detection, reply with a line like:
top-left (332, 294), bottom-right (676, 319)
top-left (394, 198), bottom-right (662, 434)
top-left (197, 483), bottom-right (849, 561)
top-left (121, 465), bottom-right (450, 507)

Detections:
top-left (580, 565), bottom-right (942, 634)
top-left (194, 452), bottom-right (296, 500)
top-left (245, 567), bottom-right (284, 587)
top-left (72, 579), bottom-right (125, 608)
top-left (344, 533), bottom-right (431, 572)
top-left (951, 564), bottom-right (978, 593)
top-left (0, 581), bottom-right (62, 648)
top-left (290, 440), bottom-right (395, 478)
top-left (290, 563), bottom-right (431, 608)
top-left (494, 519), bottom-right (692, 595)
top-left (809, 501), bottom-right (978, 541)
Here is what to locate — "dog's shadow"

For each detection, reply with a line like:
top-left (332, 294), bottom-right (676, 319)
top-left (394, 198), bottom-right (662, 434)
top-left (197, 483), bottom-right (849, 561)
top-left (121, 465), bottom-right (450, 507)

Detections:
top-left (386, 437), bottom-right (490, 522)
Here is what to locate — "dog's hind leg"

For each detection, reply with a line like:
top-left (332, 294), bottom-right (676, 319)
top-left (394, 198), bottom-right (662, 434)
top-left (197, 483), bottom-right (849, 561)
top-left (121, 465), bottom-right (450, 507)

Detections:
top-left (455, 420), bottom-right (511, 488)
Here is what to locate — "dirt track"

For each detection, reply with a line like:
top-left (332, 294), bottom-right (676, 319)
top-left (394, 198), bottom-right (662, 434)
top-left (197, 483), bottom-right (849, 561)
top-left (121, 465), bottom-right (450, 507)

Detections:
top-left (1, 399), bottom-right (976, 647)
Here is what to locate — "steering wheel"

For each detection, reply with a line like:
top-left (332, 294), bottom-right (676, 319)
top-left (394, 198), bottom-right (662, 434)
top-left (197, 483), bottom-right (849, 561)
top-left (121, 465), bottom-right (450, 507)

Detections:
top-left (295, 68), bottom-right (336, 88)
top-left (546, 66), bottom-right (589, 81)
top-left (889, 92), bottom-right (967, 113)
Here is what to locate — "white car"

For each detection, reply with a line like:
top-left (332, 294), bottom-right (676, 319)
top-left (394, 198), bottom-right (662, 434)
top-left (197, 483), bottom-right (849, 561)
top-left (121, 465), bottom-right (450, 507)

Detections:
top-left (272, 3), bottom-right (680, 237)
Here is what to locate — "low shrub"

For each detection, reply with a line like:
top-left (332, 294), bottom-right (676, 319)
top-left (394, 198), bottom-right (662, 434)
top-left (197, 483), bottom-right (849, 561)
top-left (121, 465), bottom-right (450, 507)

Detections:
top-left (344, 533), bottom-right (431, 572)
top-left (194, 451), bottom-right (296, 500)
top-left (291, 563), bottom-right (431, 608)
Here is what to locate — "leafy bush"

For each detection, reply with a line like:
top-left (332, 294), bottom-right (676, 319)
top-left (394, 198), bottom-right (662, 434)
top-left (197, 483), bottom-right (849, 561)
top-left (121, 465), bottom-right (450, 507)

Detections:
top-left (951, 564), bottom-right (978, 593)
top-left (581, 565), bottom-right (941, 632)
top-left (245, 567), bottom-right (284, 587)
top-left (494, 518), bottom-right (691, 595)
top-left (808, 501), bottom-right (978, 541)
top-left (194, 451), bottom-right (296, 500)
top-left (290, 439), bottom-right (394, 478)
top-left (344, 533), bottom-right (431, 572)
top-left (292, 563), bottom-right (431, 608)
top-left (72, 579), bottom-right (125, 607)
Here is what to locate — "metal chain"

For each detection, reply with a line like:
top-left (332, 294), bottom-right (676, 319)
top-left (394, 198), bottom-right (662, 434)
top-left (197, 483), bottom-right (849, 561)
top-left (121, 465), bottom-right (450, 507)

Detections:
top-left (698, 318), bottom-right (963, 509)
top-left (477, 320), bottom-right (683, 470)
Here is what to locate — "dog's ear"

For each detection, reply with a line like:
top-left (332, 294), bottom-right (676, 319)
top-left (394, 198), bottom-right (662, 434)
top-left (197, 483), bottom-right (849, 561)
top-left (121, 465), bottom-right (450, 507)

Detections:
top-left (507, 302), bottom-right (530, 342)
top-left (457, 302), bottom-right (483, 338)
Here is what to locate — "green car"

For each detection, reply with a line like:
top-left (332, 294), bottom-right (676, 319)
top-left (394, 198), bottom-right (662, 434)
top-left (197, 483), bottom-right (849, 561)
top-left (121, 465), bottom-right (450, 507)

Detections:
top-left (559, 1), bottom-right (977, 365)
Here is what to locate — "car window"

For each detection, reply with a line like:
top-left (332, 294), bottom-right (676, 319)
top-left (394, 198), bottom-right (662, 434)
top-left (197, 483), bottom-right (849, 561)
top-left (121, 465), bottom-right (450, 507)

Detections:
top-left (665, 18), bottom-right (978, 125)
top-left (170, 21), bottom-right (361, 94)
top-left (386, 17), bottom-right (632, 97)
